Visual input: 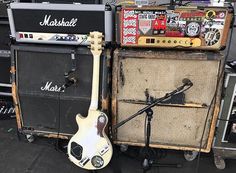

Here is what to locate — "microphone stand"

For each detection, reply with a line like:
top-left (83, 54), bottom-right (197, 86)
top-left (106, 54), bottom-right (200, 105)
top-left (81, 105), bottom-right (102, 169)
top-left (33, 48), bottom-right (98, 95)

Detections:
top-left (113, 81), bottom-right (193, 172)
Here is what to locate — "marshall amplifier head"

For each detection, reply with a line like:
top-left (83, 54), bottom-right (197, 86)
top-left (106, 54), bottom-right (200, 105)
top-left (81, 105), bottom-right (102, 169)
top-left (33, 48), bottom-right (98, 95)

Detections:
top-left (8, 3), bottom-right (113, 45)
top-left (116, 5), bottom-right (233, 50)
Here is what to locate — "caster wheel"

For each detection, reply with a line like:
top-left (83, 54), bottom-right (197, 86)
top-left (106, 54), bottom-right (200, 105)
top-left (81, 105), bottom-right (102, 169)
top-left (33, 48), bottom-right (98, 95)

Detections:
top-left (26, 134), bottom-right (35, 143)
top-left (184, 151), bottom-right (198, 161)
top-left (214, 155), bottom-right (225, 170)
top-left (120, 144), bottom-right (128, 152)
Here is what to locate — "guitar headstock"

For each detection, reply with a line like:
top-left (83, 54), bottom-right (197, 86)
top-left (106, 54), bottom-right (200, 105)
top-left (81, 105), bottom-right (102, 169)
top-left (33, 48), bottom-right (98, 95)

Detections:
top-left (89, 31), bottom-right (103, 56)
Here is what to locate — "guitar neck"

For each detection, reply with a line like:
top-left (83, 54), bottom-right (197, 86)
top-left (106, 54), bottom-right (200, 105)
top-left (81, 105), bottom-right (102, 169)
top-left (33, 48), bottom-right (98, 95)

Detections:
top-left (89, 54), bottom-right (101, 111)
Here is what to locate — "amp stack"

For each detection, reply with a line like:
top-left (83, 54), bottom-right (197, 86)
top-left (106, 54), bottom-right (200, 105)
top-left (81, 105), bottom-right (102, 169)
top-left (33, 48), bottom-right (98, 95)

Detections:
top-left (112, 4), bottom-right (233, 156)
top-left (8, 2), bottom-right (113, 139)
top-left (0, 0), bottom-right (15, 120)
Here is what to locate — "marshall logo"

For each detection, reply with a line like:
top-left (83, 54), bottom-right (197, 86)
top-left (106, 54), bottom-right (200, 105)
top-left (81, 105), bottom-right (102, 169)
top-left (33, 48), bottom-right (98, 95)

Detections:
top-left (39, 15), bottom-right (78, 27)
top-left (41, 81), bottom-right (64, 92)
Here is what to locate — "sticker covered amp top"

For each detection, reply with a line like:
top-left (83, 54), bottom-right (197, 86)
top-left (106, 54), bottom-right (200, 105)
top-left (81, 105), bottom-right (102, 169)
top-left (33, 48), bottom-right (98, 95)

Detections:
top-left (117, 5), bottom-right (233, 50)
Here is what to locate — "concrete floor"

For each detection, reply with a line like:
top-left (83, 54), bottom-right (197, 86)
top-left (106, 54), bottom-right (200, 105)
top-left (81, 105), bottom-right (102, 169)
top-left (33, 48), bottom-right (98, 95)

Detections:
top-left (0, 119), bottom-right (236, 173)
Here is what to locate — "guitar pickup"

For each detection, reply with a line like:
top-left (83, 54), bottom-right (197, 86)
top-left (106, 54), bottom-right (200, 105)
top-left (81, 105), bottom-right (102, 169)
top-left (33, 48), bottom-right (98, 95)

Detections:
top-left (99, 145), bottom-right (109, 156)
top-left (79, 157), bottom-right (90, 167)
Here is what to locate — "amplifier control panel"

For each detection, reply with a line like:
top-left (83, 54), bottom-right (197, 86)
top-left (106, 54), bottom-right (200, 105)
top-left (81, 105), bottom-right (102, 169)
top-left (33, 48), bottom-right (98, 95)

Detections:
top-left (16, 32), bottom-right (89, 45)
top-left (138, 36), bottom-right (201, 47)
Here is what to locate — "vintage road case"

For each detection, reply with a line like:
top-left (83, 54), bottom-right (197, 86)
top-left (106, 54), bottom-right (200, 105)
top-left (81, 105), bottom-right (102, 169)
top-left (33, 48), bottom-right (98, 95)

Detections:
top-left (213, 67), bottom-right (236, 169)
top-left (11, 44), bottom-right (111, 139)
top-left (112, 49), bottom-right (224, 152)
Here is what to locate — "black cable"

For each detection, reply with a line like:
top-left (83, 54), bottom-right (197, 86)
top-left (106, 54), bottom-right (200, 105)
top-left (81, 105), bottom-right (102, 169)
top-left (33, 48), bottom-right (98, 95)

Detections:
top-left (195, 91), bottom-right (216, 173)
top-left (78, 36), bottom-right (88, 46)
top-left (55, 90), bottom-right (63, 153)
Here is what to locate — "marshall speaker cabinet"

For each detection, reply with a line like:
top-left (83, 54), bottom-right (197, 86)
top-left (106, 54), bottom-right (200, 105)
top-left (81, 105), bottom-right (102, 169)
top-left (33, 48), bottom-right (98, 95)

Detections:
top-left (112, 49), bottom-right (224, 152)
top-left (0, 51), bottom-right (11, 85)
top-left (0, 50), bottom-right (12, 99)
top-left (8, 2), bottom-right (113, 45)
top-left (0, 20), bottom-right (11, 51)
top-left (11, 44), bottom-right (110, 138)
top-left (0, 50), bottom-right (14, 120)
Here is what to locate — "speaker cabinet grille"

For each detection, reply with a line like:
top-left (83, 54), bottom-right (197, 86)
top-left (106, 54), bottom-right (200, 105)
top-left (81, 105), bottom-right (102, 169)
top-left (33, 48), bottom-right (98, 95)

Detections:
top-left (0, 54), bottom-right (11, 84)
top-left (12, 45), bottom-right (109, 136)
top-left (0, 20), bottom-right (10, 50)
top-left (0, 3), bottom-right (8, 18)
top-left (112, 49), bottom-right (223, 152)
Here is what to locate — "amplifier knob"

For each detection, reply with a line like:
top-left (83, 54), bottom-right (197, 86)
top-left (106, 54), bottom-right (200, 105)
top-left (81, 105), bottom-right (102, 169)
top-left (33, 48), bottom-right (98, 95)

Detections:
top-left (168, 40), bottom-right (171, 43)
top-left (162, 40), bottom-right (166, 43)
top-left (174, 40), bottom-right (177, 44)
top-left (157, 40), bottom-right (160, 43)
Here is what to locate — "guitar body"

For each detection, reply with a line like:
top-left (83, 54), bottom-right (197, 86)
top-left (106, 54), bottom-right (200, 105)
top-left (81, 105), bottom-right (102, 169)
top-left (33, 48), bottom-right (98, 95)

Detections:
top-left (68, 110), bottom-right (113, 170)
